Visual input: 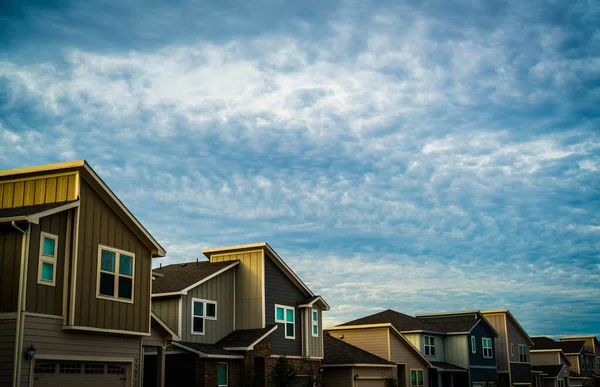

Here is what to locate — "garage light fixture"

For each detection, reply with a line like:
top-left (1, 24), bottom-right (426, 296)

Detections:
top-left (25, 345), bottom-right (36, 361)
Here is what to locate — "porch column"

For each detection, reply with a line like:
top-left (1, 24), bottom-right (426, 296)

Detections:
top-left (438, 373), bottom-right (442, 387)
top-left (156, 345), bottom-right (166, 387)
top-left (449, 374), bottom-right (453, 387)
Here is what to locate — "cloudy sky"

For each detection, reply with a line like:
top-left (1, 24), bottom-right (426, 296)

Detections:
top-left (1, 0), bottom-right (599, 336)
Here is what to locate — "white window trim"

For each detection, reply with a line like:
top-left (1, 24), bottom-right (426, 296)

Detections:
top-left (274, 304), bottom-right (295, 339)
top-left (424, 335), bottom-right (436, 356)
top-left (471, 336), bottom-right (476, 353)
top-left (311, 309), bottom-right (319, 338)
top-left (518, 344), bottom-right (527, 362)
top-left (511, 343), bottom-right (514, 356)
top-left (96, 245), bottom-right (135, 304)
top-left (38, 232), bottom-right (58, 286)
top-left (191, 298), bottom-right (217, 335)
top-left (410, 369), bottom-right (424, 387)
top-left (482, 338), bottom-right (493, 359)
top-left (218, 362), bottom-right (228, 387)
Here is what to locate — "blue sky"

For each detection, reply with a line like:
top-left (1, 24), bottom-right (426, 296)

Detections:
top-left (1, 0), bottom-right (599, 336)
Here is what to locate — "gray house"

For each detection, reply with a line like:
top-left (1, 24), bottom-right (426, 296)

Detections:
top-left (149, 243), bottom-right (329, 387)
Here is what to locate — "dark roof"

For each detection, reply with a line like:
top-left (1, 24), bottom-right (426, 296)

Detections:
top-left (339, 309), bottom-right (437, 332)
top-left (176, 342), bottom-right (240, 357)
top-left (323, 334), bottom-right (394, 366)
top-left (0, 201), bottom-right (77, 219)
top-left (532, 337), bottom-right (585, 354)
top-left (152, 261), bottom-right (238, 294)
top-left (532, 365), bottom-right (564, 378)
top-left (431, 362), bottom-right (468, 371)
top-left (217, 325), bottom-right (276, 349)
top-left (424, 319), bottom-right (479, 333)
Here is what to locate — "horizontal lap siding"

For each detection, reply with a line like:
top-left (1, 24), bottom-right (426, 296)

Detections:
top-left (531, 352), bottom-right (559, 365)
top-left (333, 328), bottom-right (389, 361)
top-left (210, 251), bottom-right (263, 330)
top-left (390, 334), bottom-right (429, 387)
top-left (0, 319), bottom-right (16, 385)
top-left (21, 315), bottom-right (141, 386)
top-left (75, 179), bottom-right (151, 333)
top-left (0, 172), bottom-right (78, 209)
top-left (180, 268), bottom-right (235, 343)
top-left (152, 297), bottom-right (180, 337)
top-left (26, 210), bottom-right (71, 316)
top-left (0, 230), bottom-right (22, 313)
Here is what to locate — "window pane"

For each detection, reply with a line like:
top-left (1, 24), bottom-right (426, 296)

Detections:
top-left (194, 301), bottom-right (204, 316)
top-left (411, 371), bottom-right (416, 385)
top-left (193, 317), bottom-right (204, 333)
top-left (430, 337), bottom-right (435, 345)
top-left (312, 311), bottom-right (317, 321)
top-left (99, 273), bottom-right (115, 296)
top-left (425, 347), bottom-right (430, 356)
top-left (43, 237), bottom-right (56, 256)
top-left (41, 262), bottom-right (54, 281)
top-left (218, 363), bottom-right (227, 386)
top-left (276, 307), bottom-right (284, 321)
top-left (119, 255), bottom-right (133, 276)
top-left (431, 347), bottom-right (436, 356)
top-left (313, 325), bottom-right (318, 335)
top-left (118, 276), bottom-right (132, 299)
top-left (424, 336), bottom-right (429, 345)
top-left (206, 302), bottom-right (216, 318)
top-left (286, 323), bottom-right (294, 337)
top-left (418, 370), bottom-right (423, 384)
top-left (286, 308), bottom-right (294, 323)
top-left (101, 250), bottom-right (116, 272)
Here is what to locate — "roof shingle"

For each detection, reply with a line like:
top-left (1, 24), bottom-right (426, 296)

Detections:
top-left (323, 334), bottom-right (394, 366)
top-left (532, 337), bottom-right (585, 354)
top-left (532, 365), bottom-right (565, 378)
top-left (152, 260), bottom-right (238, 294)
top-left (217, 325), bottom-right (277, 349)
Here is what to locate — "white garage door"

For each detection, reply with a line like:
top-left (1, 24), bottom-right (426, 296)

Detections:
top-left (33, 361), bottom-right (128, 387)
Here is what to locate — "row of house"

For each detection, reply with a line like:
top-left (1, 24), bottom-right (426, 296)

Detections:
top-left (0, 161), bottom-right (598, 387)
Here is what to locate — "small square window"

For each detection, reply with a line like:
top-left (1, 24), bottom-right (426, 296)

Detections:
top-left (41, 262), bottom-right (54, 281)
top-left (43, 237), bottom-right (56, 256)
top-left (38, 233), bottom-right (58, 286)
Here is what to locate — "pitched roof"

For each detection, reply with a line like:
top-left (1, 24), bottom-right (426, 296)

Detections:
top-left (431, 362), bottom-right (468, 371)
top-left (172, 342), bottom-right (243, 358)
top-left (532, 365), bottom-right (565, 378)
top-left (152, 260), bottom-right (238, 294)
top-left (531, 336), bottom-right (585, 354)
top-left (481, 309), bottom-right (534, 345)
top-left (216, 325), bottom-right (277, 350)
top-left (338, 309), bottom-right (439, 332)
top-left (323, 334), bottom-right (394, 366)
top-left (299, 295), bottom-right (331, 310)
top-left (0, 201), bottom-right (79, 224)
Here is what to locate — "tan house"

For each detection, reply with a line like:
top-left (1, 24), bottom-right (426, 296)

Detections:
top-left (530, 336), bottom-right (592, 387)
top-left (559, 335), bottom-right (600, 385)
top-left (0, 161), bottom-right (177, 387)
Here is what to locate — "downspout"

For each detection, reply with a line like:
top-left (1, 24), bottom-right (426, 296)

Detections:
top-left (11, 221), bottom-right (29, 387)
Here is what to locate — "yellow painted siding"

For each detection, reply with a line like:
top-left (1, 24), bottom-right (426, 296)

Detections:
top-left (445, 334), bottom-right (469, 369)
top-left (403, 333), bottom-right (421, 350)
top-left (483, 313), bottom-right (509, 371)
top-left (210, 250), bottom-right (264, 329)
top-left (331, 328), bottom-right (390, 361)
top-left (0, 172), bottom-right (79, 209)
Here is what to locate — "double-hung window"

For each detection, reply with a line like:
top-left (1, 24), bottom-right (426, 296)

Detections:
top-left (482, 338), bottom-right (493, 358)
top-left (557, 379), bottom-right (564, 387)
top-left (410, 370), bottom-right (424, 387)
top-left (192, 299), bottom-right (217, 335)
top-left (217, 363), bottom-right (228, 386)
top-left (424, 336), bottom-right (436, 356)
top-left (275, 305), bottom-right (295, 339)
top-left (311, 310), bottom-right (319, 337)
top-left (38, 233), bottom-right (58, 286)
top-left (518, 344), bottom-right (527, 362)
top-left (98, 246), bottom-right (134, 302)
top-left (471, 336), bottom-right (476, 353)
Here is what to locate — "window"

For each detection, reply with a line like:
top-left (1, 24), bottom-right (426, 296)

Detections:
top-left (60, 363), bottom-right (82, 374)
top-left (34, 363), bottom-right (56, 374)
top-left (38, 233), bottom-right (58, 286)
top-left (275, 305), bottom-right (295, 339)
top-left (85, 364), bottom-right (105, 374)
top-left (97, 246), bottom-right (135, 302)
top-left (471, 336), bottom-right (476, 353)
top-left (191, 298), bottom-right (217, 335)
top-left (218, 363), bottom-right (228, 386)
top-left (518, 344), bottom-right (527, 362)
top-left (311, 310), bottom-right (319, 337)
top-left (424, 336), bottom-right (436, 356)
top-left (510, 343), bottom-right (514, 356)
top-left (410, 369), bottom-right (424, 387)
top-left (107, 365), bottom-right (125, 374)
top-left (482, 338), bottom-right (493, 358)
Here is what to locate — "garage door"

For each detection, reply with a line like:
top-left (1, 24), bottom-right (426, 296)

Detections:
top-left (33, 361), bottom-right (128, 387)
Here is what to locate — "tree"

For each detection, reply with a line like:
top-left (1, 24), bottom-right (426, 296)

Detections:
top-left (383, 374), bottom-right (399, 387)
top-left (269, 356), bottom-right (296, 387)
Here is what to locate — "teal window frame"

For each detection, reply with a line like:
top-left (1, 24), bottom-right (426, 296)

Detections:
top-left (274, 304), bottom-right (295, 339)
top-left (38, 232), bottom-right (58, 286)
top-left (97, 245), bottom-right (135, 303)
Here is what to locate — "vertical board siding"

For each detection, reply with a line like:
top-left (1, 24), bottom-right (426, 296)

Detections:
top-left (469, 322), bottom-right (497, 368)
top-left (483, 313), bottom-right (508, 371)
top-left (0, 229), bottom-right (22, 313)
top-left (75, 179), bottom-right (151, 333)
top-left (264, 254), bottom-right (305, 356)
top-left (26, 211), bottom-right (70, 316)
top-left (210, 250), bottom-right (263, 330)
top-left (390, 334), bottom-right (430, 387)
top-left (403, 333), bottom-right (421, 351)
top-left (308, 308), bottom-right (323, 358)
top-left (180, 268), bottom-right (235, 343)
top-left (152, 297), bottom-right (180, 336)
top-left (506, 316), bottom-right (530, 364)
top-left (0, 172), bottom-right (78, 209)
top-left (445, 335), bottom-right (469, 369)
top-left (333, 328), bottom-right (390, 361)
top-left (21, 315), bottom-right (141, 386)
top-left (0, 319), bottom-right (16, 385)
